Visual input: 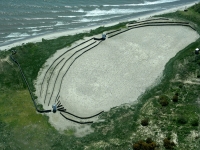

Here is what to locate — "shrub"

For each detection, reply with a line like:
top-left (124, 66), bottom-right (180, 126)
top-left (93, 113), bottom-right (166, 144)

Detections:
top-left (172, 95), bottom-right (178, 102)
top-left (179, 84), bottom-right (183, 88)
top-left (159, 95), bottom-right (169, 106)
top-left (141, 119), bottom-right (149, 126)
top-left (159, 95), bottom-right (168, 101)
top-left (146, 138), bottom-right (153, 143)
top-left (133, 143), bottom-right (140, 150)
top-left (191, 119), bottom-right (199, 126)
top-left (160, 99), bottom-right (169, 106)
top-left (191, 3), bottom-right (200, 13)
top-left (163, 138), bottom-right (175, 149)
top-left (133, 139), bottom-right (157, 150)
top-left (177, 116), bottom-right (187, 124)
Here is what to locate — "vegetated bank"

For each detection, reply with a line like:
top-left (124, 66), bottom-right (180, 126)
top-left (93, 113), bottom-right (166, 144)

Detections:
top-left (0, 3), bottom-right (200, 150)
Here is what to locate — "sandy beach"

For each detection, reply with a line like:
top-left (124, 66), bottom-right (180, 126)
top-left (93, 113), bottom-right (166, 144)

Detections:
top-left (0, 1), bottom-right (198, 51)
top-left (2, 2), bottom-right (200, 135)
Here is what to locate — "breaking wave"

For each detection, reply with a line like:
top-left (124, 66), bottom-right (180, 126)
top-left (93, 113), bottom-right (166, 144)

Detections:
top-left (72, 9), bottom-right (85, 12)
top-left (58, 16), bottom-right (76, 18)
top-left (24, 18), bottom-right (55, 20)
top-left (5, 32), bottom-right (30, 38)
top-left (77, 15), bottom-right (121, 23)
top-left (103, 0), bottom-right (180, 7)
top-left (85, 8), bottom-right (159, 17)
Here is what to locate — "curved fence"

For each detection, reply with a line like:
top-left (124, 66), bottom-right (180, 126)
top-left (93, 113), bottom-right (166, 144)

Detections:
top-left (46, 41), bottom-right (98, 105)
top-left (108, 21), bottom-right (196, 38)
top-left (107, 29), bottom-right (121, 35)
top-left (60, 112), bottom-right (93, 124)
top-left (40, 37), bottom-right (94, 96)
top-left (128, 17), bottom-right (169, 25)
top-left (61, 110), bottom-right (104, 119)
top-left (44, 40), bottom-right (97, 104)
top-left (54, 41), bottom-right (103, 103)
top-left (127, 21), bottom-right (190, 28)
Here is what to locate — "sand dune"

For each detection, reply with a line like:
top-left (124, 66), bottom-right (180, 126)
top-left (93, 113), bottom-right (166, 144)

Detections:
top-left (34, 20), bottom-right (199, 133)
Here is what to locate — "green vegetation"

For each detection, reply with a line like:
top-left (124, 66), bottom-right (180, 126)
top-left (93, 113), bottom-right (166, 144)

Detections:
top-left (141, 118), bottom-right (149, 126)
top-left (191, 118), bottom-right (199, 127)
top-left (157, 2), bottom-right (200, 34)
top-left (177, 116), bottom-right (188, 125)
top-left (0, 3), bottom-right (200, 150)
top-left (133, 138), bottom-right (157, 150)
top-left (0, 21), bottom-right (133, 150)
top-left (159, 95), bottom-right (169, 106)
top-left (163, 137), bottom-right (175, 149)
top-left (172, 94), bottom-right (178, 102)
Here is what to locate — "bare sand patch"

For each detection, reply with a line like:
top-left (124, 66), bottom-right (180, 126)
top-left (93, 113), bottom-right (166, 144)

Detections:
top-left (34, 25), bottom-right (199, 135)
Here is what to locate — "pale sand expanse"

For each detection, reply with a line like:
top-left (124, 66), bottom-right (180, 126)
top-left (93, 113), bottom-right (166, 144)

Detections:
top-left (60, 26), bottom-right (198, 117)
top-left (34, 25), bottom-right (199, 135)
top-left (0, 1), bottom-right (198, 51)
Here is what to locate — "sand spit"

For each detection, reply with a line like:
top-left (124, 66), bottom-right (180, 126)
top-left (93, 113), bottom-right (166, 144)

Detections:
top-left (34, 20), bottom-right (199, 134)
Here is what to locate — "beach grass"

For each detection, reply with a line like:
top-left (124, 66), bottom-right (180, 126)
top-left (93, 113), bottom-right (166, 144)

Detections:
top-left (0, 3), bottom-right (200, 150)
top-left (0, 20), bottom-right (131, 150)
top-left (157, 3), bottom-right (200, 34)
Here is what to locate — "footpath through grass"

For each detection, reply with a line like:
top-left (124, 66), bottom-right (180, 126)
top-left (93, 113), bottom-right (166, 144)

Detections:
top-left (0, 3), bottom-right (200, 150)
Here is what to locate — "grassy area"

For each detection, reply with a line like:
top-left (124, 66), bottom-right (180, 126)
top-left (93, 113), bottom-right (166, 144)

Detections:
top-left (156, 3), bottom-right (200, 34)
top-left (0, 21), bottom-right (132, 150)
top-left (0, 3), bottom-right (200, 150)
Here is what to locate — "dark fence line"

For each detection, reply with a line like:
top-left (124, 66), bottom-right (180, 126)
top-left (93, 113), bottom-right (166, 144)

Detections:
top-left (43, 58), bottom-right (64, 103)
top-left (108, 26), bottom-right (136, 38)
top-left (109, 22), bottom-right (195, 39)
top-left (55, 95), bottom-right (60, 103)
top-left (128, 23), bottom-right (196, 31)
top-left (127, 21), bottom-right (189, 28)
top-left (57, 103), bottom-right (62, 108)
top-left (57, 104), bottom-right (63, 108)
top-left (54, 40), bottom-right (103, 103)
top-left (108, 28), bottom-right (129, 38)
top-left (44, 38), bottom-right (95, 105)
top-left (10, 56), bottom-right (101, 122)
top-left (40, 37), bottom-right (94, 96)
top-left (107, 19), bottom-right (174, 38)
top-left (10, 55), bottom-right (51, 113)
top-left (94, 37), bottom-right (106, 40)
top-left (60, 112), bottom-right (93, 124)
top-left (58, 106), bottom-right (64, 110)
top-left (107, 29), bottom-right (121, 35)
top-left (61, 110), bottom-right (104, 119)
top-left (46, 41), bottom-right (98, 105)
top-left (58, 109), bottom-right (66, 112)
top-left (106, 18), bottom-right (169, 36)
top-left (128, 17), bottom-right (169, 25)
top-left (56, 99), bottom-right (61, 106)
top-left (55, 96), bottom-right (104, 120)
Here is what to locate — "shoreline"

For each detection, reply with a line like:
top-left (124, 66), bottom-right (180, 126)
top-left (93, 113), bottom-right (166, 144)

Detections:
top-left (0, 1), bottom-right (198, 51)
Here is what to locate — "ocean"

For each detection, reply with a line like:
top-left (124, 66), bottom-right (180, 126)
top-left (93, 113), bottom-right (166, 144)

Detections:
top-left (0, 0), bottom-right (199, 47)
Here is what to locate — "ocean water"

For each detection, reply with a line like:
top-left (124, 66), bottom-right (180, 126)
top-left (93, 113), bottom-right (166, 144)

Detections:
top-left (0, 0), bottom-right (199, 46)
